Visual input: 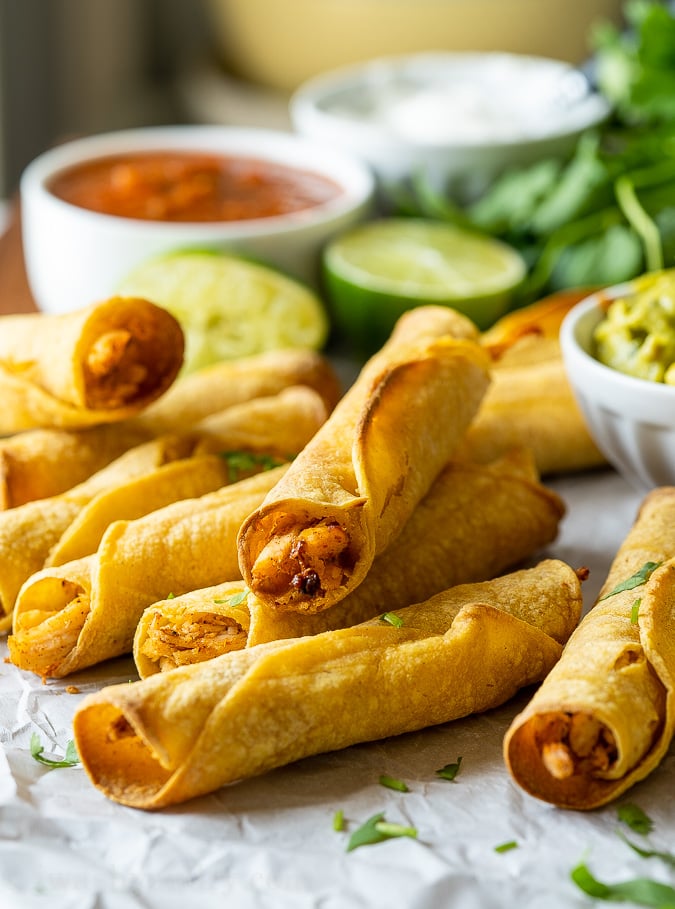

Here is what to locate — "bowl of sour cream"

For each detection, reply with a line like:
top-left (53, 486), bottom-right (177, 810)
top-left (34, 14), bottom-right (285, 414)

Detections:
top-left (291, 52), bottom-right (610, 201)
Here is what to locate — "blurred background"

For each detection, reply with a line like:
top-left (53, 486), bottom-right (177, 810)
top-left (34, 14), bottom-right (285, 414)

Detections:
top-left (0, 0), bottom-right (626, 199)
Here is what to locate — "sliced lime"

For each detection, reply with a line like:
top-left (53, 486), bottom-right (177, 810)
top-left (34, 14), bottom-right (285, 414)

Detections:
top-left (322, 218), bottom-right (526, 355)
top-left (118, 250), bottom-right (329, 374)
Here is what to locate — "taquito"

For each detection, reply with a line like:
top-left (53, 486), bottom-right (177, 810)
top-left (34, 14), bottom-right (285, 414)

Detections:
top-left (135, 449), bottom-right (566, 676)
top-left (238, 305), bottom-right (490, 615)
top-left (458, 289), bottom-right (605, 475)
top-left (504, 486), bottom-right (675, 810)
top-left (0, 297), bottom-right (184, 432)
top-left (0, 386), bottom-right (326, 629)
top-left (0, 348), bottom-right (339, 510)
top-left (74, 559), bottom-right (581, 810)
top-left (8, 466), bottom-right (289, 678)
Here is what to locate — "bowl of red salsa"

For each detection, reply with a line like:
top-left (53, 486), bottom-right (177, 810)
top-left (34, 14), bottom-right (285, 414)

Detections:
top-left (20, 125), bottom-right (375, 315)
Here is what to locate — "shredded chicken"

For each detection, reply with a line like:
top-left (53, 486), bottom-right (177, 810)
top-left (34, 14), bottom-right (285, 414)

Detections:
top-left (251, 519), bottom-right (352, 599)
top-left (536, 711), bottom-right (618, 780)
top-left (84, 330), bottom-right (150, 408)
top-left (141, 611), bottom-right (248, 672)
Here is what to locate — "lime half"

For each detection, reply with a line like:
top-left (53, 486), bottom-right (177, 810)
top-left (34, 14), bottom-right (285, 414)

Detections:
top-left (118, 250), bottom-right (329, 374)
top-left (323, 218), bottom-right (526, 355)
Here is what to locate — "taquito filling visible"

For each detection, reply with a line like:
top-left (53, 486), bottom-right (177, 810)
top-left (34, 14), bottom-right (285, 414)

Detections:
top-left (250, 519), bottom-right (355, 602)
top-left (10, 581), bottom-right (90, 677)
top-left (534, 712), bottom-right (620, 781)
top-left (139, 611), bottom-right (248, 671)
top-left (84, 330), bottom-right (149, 409)
top-left (83, 313), bottom-right (175, 410)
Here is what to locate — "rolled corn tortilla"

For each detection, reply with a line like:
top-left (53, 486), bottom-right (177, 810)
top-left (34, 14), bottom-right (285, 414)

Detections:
top-left (135, 449), bottom-right (566, 676)
top-left (458, 289), bottom-right (605, 475)
top-left (0, 297), bottom-right (184, 431)
top-left (0, 349), bottom-right (339, 510)
top-left (8, 466), bottom-right (289, 678)
top-left (237, 305), bottom-right (491, 615)
top-left (459, 353), bottom-right (606, 475)
top-left (0, 386), bottom-right (326, 629)
top-left (504, 486), bottom-right (675, 810)
top-left (74, 559), bottom-right (581, 810)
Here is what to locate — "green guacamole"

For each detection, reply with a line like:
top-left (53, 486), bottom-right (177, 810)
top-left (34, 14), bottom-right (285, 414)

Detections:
top-left (593, 271), bottom-right (675, 384)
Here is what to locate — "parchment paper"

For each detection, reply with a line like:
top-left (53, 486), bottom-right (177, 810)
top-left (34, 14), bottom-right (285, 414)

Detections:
top-left (3, 468), bottom-right (674, 909)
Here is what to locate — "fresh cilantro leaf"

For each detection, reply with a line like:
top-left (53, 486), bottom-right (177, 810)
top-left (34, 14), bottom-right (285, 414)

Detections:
top-left (346, 813), bottom-right (417, 852)
top-left (620, 832), bottom-right (675, 869)
top-left (213, 588), bottom-right (249, 607)
top-left (599, 562), bottom-right (662, 601)
top-left (379, 774), bottom-right (409, 792)
top-left (381, 612), bottom-right (404, 628)
top-left (571, 860), bottom-right (675, 907)
top-left (220, 451), bottom-right (285, 483)
top-left (436, 757), bottom-right (462, 781)
top-left (30, 733), bottom-right (80, 769)
top-left (333, 809), bottom-right (345, 832)
top-left (494, 841), bottom-right (519, 854)
top-left (618, 803), bottom-right (655, 835)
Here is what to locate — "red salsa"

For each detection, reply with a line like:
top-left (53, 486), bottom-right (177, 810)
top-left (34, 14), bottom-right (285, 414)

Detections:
top-left (47, 151), bottom-right (343, 222)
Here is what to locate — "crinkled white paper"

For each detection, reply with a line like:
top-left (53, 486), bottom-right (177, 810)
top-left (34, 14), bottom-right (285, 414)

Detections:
top-left (2, 469), bottom-right (674, 909)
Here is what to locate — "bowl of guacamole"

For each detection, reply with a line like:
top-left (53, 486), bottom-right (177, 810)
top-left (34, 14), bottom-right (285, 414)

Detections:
top-left (593, 270), bottom-right (675, 384)
top-left (560, 273), bottom-right (675, 491)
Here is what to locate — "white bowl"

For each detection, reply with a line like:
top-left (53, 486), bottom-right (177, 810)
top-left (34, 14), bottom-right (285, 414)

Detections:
top-left (560, 286), bottom-right (675, 492)
top-left (20, 125), bottom-right (375, 315)
top-left (291, 52), bottom-right (610, 200)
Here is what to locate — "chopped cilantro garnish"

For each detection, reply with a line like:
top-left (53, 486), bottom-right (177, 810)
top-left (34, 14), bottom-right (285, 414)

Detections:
top-left (381, 612), bottom-right (404, 628)
top-left (166, 592), bottom-right (175, 599)
top-left (379, 773), bottom-right (409, 792)
top-left (220, 450), bottom-right (285, 483)
top-left (333, 809), bottom-right (345, 832)
top-left (571, 860), bottom-right (675, 906)
top-left (436, 757), bottom-right (463, 781)
top-left (598, 562), bottom-right (661, 601)
top-left (494, 841), bottom-right (518, 854)
top-left (619, 833), bottom-right (675, 869)
top-left (630, 598), bottom-right (642, 624)
top-left (618, 803), bottom-right (654, 835)
top-left (346, 813), bottom-right (418, 852)
top-left (30, 733), bottom-right (80, 768)
top-left (213, 588), bottom-right (249, 607)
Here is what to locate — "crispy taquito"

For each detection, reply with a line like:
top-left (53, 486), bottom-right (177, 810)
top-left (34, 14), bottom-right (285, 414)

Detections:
top-left (0, 386), bottom-right (326, 630)
top-left (0, 349), bottom-right (339, 510)
top-left (238, 305), bottom-right (490, 615)
top-left (74, 559), bottom-right (582, 809)
top-left (8, 466), bottom-right (289, 678)
top-left (0, 297), bottom-right (184, 432)
top-left (459, 290), bottom-right (605, 475)
top-left (504, 486), bottom-right (675, 809)
top-left (135, 449), bottom-right (565, 676)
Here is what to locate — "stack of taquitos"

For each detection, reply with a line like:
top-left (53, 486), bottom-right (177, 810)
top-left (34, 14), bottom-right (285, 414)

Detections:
top-left (134, 449), bottom-right (566, 675)
top-left (504, 486), bottom-right (675, 809)
top-left (8, 466), bottom-right (290, 678)
top-left (0, 385), bottom-right (326, 632)
top-left (0, 297), bottom-right (184, 432)
top-left (0, 348), bottom-right (340, 509)
top-left (238, 304), bottom-right (491, 615)
top-left (73, 559), bottom-right (583, 809)
top-left (459, 290), bottom-right (606, 475)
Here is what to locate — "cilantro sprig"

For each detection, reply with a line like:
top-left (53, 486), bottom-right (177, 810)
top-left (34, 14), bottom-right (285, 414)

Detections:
top-left (571, 861), bottom-right (675, 907)
top-left (213, 588), bottom-right (249, 607)
top-left (598, 562), bottom-right (661, 601)
top-left (436, 757), bottom-right (463, 782)
top-left (346, 813), bottom-right (418, 852)
top-left (220, 451), bottom-right (286, 483)
top-left (30, 733), bottom-right (80, 769)
top-left (618, 803), bottom-right (655, 835)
